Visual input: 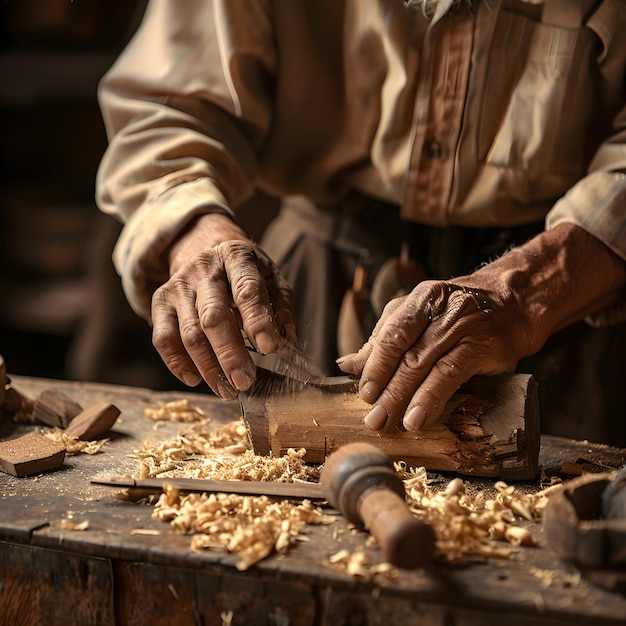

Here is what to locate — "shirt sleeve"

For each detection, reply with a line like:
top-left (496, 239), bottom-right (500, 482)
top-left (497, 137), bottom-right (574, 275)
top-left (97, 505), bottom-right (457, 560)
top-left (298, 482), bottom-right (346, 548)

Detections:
top-left (96, 0), bottom-right (275, 318)
top-left (546, 110), bottom-right (626, 326)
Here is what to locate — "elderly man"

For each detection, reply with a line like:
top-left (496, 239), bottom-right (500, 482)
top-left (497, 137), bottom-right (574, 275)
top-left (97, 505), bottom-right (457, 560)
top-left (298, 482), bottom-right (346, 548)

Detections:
top-left (97, 0), bottom-right (626, 440)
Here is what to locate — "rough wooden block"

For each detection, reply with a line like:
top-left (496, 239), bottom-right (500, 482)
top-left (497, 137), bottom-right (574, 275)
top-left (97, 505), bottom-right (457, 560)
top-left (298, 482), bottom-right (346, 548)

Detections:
top-left (0, 431), bottom-right (65, 477)
top-left (32, 388), bottom-right (83, 428)
top-left (64, 403), bottom-right (120, 440)
top-left (242, 369), bottom-right (540, 480)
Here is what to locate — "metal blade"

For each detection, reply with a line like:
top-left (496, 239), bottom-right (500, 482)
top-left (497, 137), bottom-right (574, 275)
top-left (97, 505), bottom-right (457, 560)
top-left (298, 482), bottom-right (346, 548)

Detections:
top-left (92, 475), bottom-right (325, 500)
top-left (244, 332), bottom-right (328, 386)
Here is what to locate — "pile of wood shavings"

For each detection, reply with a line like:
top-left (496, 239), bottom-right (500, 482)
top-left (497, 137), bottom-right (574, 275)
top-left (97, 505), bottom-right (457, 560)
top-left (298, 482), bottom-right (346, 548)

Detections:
top-left (44, 429), bottom-right (109, 455)
top-left (154, 483), bottom-right (333, 571)
top-left (398, 463), bottom-right (558, 560)
top-left (133, 419), bottom-right (318, 483)
top-left (131, 418), bottom-right (326, 570)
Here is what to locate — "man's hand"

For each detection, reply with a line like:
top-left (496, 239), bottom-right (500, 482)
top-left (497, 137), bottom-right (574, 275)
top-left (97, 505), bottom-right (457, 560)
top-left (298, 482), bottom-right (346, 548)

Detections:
top-left (150, 213), bottom-right (297, 399)
top-left (337, 277), bottom-right (529, 432)
top-left (338, 223), bottom-right (626, 433)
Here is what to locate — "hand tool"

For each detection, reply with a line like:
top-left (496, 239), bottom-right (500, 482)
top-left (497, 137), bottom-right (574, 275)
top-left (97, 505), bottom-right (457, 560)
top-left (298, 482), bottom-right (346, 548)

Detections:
top-left (320, 441), bottom-right (435, 569)
top-left (543, 470), bottom-right (626, 569)
top-left (91, 475), bottom-right (325, 500)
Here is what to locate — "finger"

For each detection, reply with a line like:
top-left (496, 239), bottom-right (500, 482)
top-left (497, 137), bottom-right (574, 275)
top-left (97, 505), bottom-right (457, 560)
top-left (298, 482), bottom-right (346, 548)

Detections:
top-left (358, 293), bottom-right (431, 404)
top-left (402, 345), bottom-right (474, 432)
top-left (220, 242), bottom-right (281, 354)
top-left (151, 287), bottom-right (203, 387)
top-left (194, 268), bottom-right (257, 393)
top-left (363, 345), bottom-right (470, 433)
top-left (153, 272), bottom-right (243, 400)
top-left (370, 315), bottom-right (517, 432)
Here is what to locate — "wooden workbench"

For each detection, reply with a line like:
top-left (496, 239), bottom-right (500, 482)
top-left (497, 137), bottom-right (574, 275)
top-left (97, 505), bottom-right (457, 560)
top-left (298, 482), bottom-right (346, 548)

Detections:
top-left (1, 375), bottom-right (625, 626)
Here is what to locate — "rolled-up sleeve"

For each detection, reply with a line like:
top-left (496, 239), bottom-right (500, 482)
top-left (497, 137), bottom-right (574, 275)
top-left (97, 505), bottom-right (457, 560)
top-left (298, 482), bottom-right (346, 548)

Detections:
top-left (96, 0), bottom-right (275, 318)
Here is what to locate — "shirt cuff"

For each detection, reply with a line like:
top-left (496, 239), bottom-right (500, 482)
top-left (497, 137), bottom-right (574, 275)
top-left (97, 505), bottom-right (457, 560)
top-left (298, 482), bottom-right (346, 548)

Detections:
top-left (112, 178), bottom-right (236, 319)
top-left (546, 171), bottom-right (626, 326)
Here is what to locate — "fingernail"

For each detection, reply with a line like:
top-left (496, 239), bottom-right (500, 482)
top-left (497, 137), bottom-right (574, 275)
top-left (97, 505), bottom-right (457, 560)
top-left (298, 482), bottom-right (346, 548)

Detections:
top-left (404, 405), bottom-right (427, 432)
top-left (230, 367), bottom-right (254, 391)
top-left (182, 370), bottom-right (202, 387)
top-left (255, 331), bottom-right (276, 354)
top-left (216, 379), bottom-right (238, 400)
top-left (361, 380), bottom-right (381, 403)
top-left (213, 374), bottom-right (237, 400)
top-left (364, 405), bottom-right (388, 431)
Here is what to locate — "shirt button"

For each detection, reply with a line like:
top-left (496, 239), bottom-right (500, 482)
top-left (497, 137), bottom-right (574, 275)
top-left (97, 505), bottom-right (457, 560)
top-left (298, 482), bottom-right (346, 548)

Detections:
top-left (423, 141), bottom-right (443, 159)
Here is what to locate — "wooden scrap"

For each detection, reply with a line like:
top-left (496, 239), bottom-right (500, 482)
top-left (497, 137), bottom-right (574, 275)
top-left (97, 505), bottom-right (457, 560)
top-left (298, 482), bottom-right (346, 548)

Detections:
top-left (32, 389), bottom-right (83, 428)
top-left (0, 431), bottom-right (65, 477)
top-left (64, 402), bottom-right (120, 440)
top-left (4, 387), bottom-right (27, 415)
top-left (0, 354), bottom-right (35, 424)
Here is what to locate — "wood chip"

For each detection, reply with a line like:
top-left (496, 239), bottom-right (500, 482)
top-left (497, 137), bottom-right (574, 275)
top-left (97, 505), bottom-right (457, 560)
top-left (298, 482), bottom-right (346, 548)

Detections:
top-left (33, 389), bottom-right (83, 428)
top-left (0, 431), bottom-right (65, 476)
top-left (64, 403), bottom-right (120, 440)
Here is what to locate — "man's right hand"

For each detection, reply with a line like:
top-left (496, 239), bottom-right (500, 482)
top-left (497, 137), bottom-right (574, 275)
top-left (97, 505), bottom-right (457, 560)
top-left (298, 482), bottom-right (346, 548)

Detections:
top-left (150, 213), bottom-right (297, 399)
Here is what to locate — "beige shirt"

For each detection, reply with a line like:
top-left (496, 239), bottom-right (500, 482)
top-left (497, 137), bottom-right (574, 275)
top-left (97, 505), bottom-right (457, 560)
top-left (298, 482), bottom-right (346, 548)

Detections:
top-left (97, 0), bottom-right (626, 320)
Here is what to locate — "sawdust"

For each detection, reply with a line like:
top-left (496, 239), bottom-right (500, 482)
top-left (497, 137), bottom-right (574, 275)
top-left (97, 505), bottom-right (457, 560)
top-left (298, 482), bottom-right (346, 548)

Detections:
top-left (398, 465), bottom-right (553, 561)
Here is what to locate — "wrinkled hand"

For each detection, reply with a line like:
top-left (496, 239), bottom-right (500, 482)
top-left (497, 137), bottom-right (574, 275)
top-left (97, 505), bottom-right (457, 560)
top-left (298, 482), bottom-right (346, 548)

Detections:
top-left (337, 277), bottom-right (531, 433)
top-left (151, 214), bottom-right (297, 400)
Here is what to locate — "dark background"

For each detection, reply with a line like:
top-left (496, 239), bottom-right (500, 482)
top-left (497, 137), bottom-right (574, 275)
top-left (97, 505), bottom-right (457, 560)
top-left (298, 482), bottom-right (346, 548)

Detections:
top-left (0, 0), bottom-right (178, 388)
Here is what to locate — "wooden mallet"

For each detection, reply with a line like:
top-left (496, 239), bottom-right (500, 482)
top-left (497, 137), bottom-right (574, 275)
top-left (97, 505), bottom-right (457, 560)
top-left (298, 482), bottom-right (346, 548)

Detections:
top-left (320, 442), bottom-right (436, 569)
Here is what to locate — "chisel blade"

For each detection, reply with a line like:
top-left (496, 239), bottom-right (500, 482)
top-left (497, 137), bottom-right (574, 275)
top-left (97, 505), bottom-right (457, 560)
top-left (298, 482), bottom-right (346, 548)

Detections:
top-left (91, 475), bottom-right (325, 500)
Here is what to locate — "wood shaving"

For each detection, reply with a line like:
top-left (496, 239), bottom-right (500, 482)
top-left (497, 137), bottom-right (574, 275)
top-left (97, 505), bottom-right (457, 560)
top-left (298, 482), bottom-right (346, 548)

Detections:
top-left (144, 398), bottom-right (209, 423)
top-left (58, 518), bottom-right (89, 531)
top-left (153, 483), bottom-right (333, 570)
top-left (44, 429), bottom-right (109, 455)
top-left (326, 547), bottom-right (399, 584)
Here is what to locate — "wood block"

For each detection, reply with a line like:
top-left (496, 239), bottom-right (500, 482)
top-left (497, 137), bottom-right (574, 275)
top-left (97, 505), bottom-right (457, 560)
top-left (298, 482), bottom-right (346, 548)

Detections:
top-left (0, 431), bottom-right (65, 477)
top-left (242, 368), bottom-right (540, 480)
top-left (32, 388), bottom-right (83, 428)
top-left (64, 403), bottom-right (120, 440)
